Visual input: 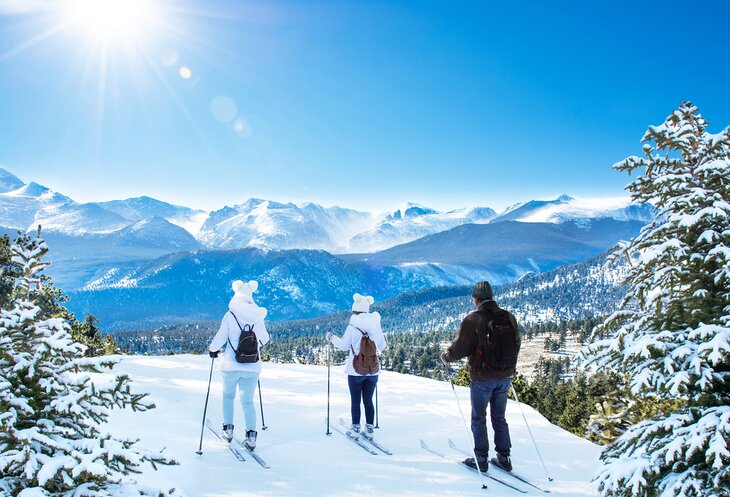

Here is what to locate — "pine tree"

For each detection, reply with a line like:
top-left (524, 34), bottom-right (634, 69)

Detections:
top-left (0, 230), bottom-right (118, 357)
top-left (0, 234), bottom-right (178, 496)
top-left (583, 102), bottom-right (730, 497)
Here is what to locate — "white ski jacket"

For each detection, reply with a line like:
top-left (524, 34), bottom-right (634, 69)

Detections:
top-left (209, 297), bottom-right (270, 373)
top-left (330, 311), bottom-right (387, 376)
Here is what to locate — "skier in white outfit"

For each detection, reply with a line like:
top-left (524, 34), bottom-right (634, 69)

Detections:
top-left (209, 280), bottom-right (270, 450)
top-left (327, 293), bottom-right (387, 440)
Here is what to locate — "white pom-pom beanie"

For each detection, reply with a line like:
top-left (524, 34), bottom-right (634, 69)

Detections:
top-left (352, 293), bottom-right (374, 313)
top-left (232, 279), bottom-right (258, 303)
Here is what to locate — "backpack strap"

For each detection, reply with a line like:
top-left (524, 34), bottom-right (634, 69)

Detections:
top-left (227, 311), bottom-right (254, 351)
top-left (349, 325), bottom-right (368, 354)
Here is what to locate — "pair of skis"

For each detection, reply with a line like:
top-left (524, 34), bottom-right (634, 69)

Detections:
top-left (205, 418), bottom-right (270, 469)
top-left (328, 417), bottom-right (393, 455)
top-left (420, 438), bottom-right (551, 494)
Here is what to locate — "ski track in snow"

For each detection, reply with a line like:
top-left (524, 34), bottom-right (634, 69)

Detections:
top-left (107, 355), bottom-right (601, 497)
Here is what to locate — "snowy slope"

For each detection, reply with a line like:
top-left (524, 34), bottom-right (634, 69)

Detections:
top-left (96, 196), bottom-right (208, 236)
top-left (346, 218), bottom-right (644, 279)
top-left (493, 194), bottom-right (653, 224)
top-left (0, 182), bottom-right (79, 230)
top-left (0, 167), bottom-right (25, 192)
top-left (348, 203), bottom-right (496, 253)
top-left (108, 355), bottom-right (601, 497)
top-left (197, 198), bottom-right (376, 252)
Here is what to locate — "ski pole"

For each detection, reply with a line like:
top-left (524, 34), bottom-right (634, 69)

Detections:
top-left (375, 383), bottom-right (379, 428)
top-left (196, 355), bottom-right (216, 455)
top-left (326, 335), bottom-right (332, 435)
top-left (443, 361), bottom-right (488, 490)
top-left (258, 379), bottom-right (268, 430)
top-left (510, 385), bottom-right (553, 481)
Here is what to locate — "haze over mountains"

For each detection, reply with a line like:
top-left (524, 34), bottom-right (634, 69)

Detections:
top-left (0, 167), bottom-right (652, 256)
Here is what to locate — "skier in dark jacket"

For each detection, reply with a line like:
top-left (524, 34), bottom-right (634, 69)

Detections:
top-left (439, 281), bottom-right (521, 473)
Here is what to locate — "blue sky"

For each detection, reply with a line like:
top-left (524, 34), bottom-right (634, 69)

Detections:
top-left (0, 0), bottom-right (728, 212)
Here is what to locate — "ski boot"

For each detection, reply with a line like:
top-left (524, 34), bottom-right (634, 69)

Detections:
top-left (464, 456), bottom-right (489, 472)
top-left (221, 424), bottom-right (234, 442)
top-left (494, 453), bottom-right (512, 472)
top-left (346, 423), bottom-right (361, 440)
top-left (244, 430), bottom-right (257, 450)
top-left (361, 423), bottom-right (375, 441)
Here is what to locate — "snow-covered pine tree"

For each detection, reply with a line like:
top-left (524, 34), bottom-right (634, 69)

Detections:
top-left (0, 233), bottom-right (178, 497)
top-left (583, 102), bottom-right (730, 497)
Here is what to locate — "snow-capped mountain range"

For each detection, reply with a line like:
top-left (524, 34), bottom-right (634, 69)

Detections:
top-left (0, 167), bottom-right (653, 258)
top-left (0, 169), bottom-right (201, 261)
top-left (0, 166), bottom-right (653, 329)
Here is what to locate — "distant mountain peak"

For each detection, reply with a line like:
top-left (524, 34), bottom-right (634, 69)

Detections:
top-left (556, 194), bottom-right (574, 202)
top-left (0, 167), bottom-right (25, 193)
top-left (10, 181), bottom-right (50, 197)
top-left (389, 202), bottom-right (439, 220)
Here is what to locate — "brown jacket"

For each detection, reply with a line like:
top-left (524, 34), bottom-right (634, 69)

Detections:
top-left (444, 300), bottom-right (520, 381)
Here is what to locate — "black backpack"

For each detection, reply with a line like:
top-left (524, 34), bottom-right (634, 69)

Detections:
top-left (476, 308), bottom-right (520, 370)
top-left (227, 312), bottom-right (259, 363)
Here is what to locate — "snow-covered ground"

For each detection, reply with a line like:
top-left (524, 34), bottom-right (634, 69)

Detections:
top-left (108, 355), bottom-right (601, 497)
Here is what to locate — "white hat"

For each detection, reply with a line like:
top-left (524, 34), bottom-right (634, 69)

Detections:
top-left (352, 293), bottom-right (374, 313)
top-left (232, 280), bottom-right (258, 303)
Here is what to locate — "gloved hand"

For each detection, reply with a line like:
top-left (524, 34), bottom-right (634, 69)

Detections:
top-left (438, 352), bottom-right (449, 367)
top-left (325, 332), bottom-right (334, 341)
top-left (209, 350), bottom-right (220, 358)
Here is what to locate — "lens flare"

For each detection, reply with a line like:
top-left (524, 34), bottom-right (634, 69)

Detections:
top-left (65, 0), bottom-right (157, 43)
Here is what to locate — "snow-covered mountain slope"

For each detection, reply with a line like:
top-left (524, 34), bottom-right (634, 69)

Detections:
top-left (0, 167), bottom-right (25, 193)
top-left (34, 201), bottom-right (131, 234)
top-left (110, 216), bottom-right (201, 250)
top-left (347, 203), bottom-right (496, 253)
top-left (346, 217), bottom-right (643, 283)
top-left (108, 354), bottom-right (601, 497)
top-left (96, 196), bottom-right (208, 236)
top-left (0, 173), bottom-right (202, 265)
top-left (493, 194), bottom-right (654, 224)
top-left (0, 181), bottom-right (80, 230)
top-left (197, 198), bottom-right (376, 252)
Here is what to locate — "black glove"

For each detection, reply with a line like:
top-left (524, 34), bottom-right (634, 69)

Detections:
top-left (209, 350), bottom-right (220, 358)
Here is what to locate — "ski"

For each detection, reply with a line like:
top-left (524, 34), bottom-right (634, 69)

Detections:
top-left (327, 418), bottom-right (378, 455)
top-left (458, 461), bottom-right (527, 493)
top-left (339, 418), bottom-right (392, 455)
top-left (205, 419), bottom-right (246, 462)
top-left (232, 438), bottom-right (270, 469)
top-left (448, 439), bottom-right (550, 493)
top-left (420, 439), bottom-right (527, 493)
top-left (490, 458), bottom-right (550, 493)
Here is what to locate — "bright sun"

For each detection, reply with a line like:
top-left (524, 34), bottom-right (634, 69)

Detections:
top-left (64, 0), bottom-right (158, 44)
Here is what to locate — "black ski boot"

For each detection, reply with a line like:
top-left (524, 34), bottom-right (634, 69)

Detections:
top-left (464, 457), bottom-right (489, 472)
top-left (494, 453), bottom-right (512, 472)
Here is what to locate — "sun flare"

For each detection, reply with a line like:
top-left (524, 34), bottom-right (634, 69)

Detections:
top-left (64, 0), bottom-right (158, 43)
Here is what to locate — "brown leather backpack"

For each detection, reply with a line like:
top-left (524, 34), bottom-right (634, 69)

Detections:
top-left (351, 327), bottom-right (380, 375)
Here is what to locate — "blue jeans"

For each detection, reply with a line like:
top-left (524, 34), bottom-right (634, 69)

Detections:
top-left (348, 375), bottom-right (378, 425)
top-left (470, 377), bottom-right (512, 460)
top-left (221, 371), bottom-right (259, 431)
